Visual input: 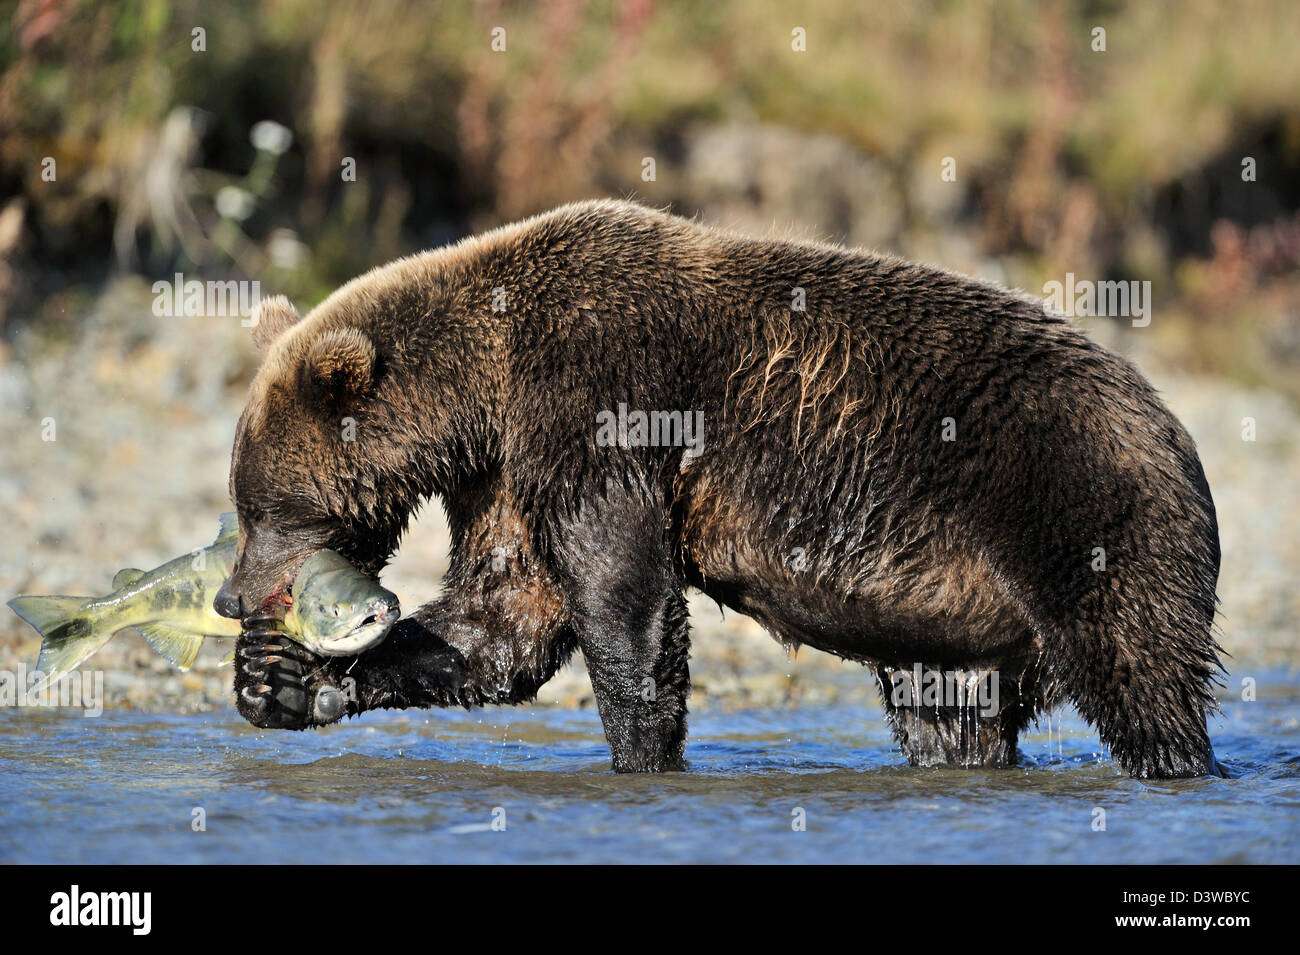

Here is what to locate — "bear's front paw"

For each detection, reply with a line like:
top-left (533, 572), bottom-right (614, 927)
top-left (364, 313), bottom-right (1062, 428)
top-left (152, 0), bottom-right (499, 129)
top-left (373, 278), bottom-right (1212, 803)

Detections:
top-left (233, 627), bottom-right (346, 730)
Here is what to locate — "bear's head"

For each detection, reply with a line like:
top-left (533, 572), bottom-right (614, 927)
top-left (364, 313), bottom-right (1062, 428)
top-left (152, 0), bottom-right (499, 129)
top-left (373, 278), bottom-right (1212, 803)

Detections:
top-left (214, 294), bottom-right (417, 618)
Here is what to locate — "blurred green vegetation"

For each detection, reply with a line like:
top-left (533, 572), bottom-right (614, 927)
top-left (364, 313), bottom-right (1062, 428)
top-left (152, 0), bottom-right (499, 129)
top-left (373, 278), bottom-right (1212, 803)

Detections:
top-left (1, 0), bottom-right (1298, 395)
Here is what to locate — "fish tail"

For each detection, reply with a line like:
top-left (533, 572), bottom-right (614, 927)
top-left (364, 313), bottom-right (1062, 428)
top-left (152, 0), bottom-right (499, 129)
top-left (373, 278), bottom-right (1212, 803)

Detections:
top-left (6, 596), bottom-right (112, 690)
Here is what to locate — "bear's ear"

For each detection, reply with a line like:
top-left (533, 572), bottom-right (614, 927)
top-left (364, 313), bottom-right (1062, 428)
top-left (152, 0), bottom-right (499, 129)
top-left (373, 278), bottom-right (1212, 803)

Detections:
top-left (250, 295), bottom-right (301, 352)
top-left (301, 327), bottom-right (376, 404)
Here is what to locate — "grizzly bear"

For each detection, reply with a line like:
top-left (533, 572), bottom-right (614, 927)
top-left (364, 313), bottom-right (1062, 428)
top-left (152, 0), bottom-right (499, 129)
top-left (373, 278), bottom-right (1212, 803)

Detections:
top-left (215, 199), bottom-right (1224, 778)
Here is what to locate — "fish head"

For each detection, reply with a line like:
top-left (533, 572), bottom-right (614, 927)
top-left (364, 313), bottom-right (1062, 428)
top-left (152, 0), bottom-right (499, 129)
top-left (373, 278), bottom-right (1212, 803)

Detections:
top-left (288, 550), bottom-right (400, 656)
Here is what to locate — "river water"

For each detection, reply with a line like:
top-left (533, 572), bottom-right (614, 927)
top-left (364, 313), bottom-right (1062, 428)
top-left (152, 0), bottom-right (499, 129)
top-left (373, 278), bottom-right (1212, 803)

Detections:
top-left (1, 679), bottom-right (1297, 864)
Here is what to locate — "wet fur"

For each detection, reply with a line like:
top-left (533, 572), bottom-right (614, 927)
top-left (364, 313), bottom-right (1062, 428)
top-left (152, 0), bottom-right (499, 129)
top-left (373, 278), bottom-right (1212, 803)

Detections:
top-left (223, 199), bottom-right (1223, 777)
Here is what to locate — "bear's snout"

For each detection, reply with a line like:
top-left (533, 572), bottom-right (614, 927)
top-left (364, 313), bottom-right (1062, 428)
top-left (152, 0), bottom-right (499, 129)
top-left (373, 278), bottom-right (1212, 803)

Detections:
top-left (213, 579), bottom-right (245, 619)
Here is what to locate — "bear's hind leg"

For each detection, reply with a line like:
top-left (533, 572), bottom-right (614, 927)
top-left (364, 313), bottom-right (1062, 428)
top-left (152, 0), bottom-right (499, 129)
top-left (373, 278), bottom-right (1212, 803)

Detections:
top-left (875, 664), bottom-right (1036, 768)
top-left (1044, 602), bottom-right (1222, 778)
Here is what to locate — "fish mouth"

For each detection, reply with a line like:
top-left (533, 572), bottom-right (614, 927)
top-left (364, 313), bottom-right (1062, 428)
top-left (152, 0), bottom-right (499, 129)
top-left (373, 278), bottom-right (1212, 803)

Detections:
top-left (311, 603), bottom-right (399, 656)
top-left (354, 597), bottom-right (398, 632)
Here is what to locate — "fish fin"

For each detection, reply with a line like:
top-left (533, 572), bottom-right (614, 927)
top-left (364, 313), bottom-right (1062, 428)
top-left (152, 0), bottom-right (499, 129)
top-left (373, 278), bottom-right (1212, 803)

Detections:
top-left (215, 512), bottom-right (238, 544)
top-left (138, 624), bottom-right (205, 671)
top-left (7, 595), bottom-right (111, 690)
top-left (112, 567), bottom-right (146, 589)
top-left (218, 647), bottom-right (237, 667)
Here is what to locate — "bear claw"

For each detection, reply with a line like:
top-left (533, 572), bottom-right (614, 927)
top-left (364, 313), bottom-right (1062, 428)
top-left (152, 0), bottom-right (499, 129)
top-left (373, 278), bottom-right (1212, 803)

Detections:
top-left (313, 686), bottom-right (345, 723)
top-left (233, 624), bottom-right (347, 730)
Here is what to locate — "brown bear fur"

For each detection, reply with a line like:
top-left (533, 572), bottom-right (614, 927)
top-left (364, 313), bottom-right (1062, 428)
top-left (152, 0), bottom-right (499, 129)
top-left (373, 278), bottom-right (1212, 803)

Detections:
top-left (217, 199), bottom-right (1223, 777)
